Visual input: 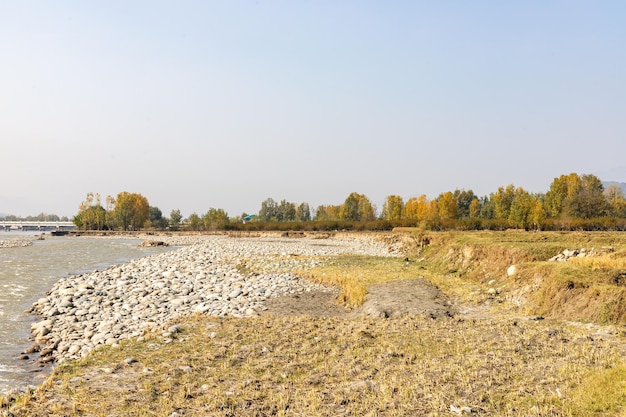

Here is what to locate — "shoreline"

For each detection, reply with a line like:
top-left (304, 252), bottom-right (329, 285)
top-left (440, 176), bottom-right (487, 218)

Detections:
top-left (25, 234), bottom-right (397, 374)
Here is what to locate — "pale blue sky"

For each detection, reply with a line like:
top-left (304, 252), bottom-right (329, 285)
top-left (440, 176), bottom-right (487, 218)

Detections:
top-left (2, 1), bottom-right (625, 218)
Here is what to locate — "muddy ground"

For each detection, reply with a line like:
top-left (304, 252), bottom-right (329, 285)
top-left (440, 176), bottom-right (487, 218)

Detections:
top-left (264, 278), bottom-right (456, 319)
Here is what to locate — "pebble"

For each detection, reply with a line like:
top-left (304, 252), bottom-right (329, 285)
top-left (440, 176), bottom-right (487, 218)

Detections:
top-left (29, 235), bottom-right (397, 363)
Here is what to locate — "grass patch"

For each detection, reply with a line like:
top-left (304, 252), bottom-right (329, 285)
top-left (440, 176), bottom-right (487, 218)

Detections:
top-left (300, 255), bottom-right (422, 308)
top-left (5, 314), bottom-right (626, 416)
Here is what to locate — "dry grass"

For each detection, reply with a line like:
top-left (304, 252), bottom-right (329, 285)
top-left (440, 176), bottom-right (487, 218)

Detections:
top-left (6, 230), bottom-right (626, 416)
top-left (5, 314), bottom-right (626, 416)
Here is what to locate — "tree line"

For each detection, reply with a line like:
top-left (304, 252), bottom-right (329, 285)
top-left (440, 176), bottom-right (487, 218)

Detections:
top-left (73, 173), bottom-right (626, 232)
top-left (0, 213), bottom-right (69, 222)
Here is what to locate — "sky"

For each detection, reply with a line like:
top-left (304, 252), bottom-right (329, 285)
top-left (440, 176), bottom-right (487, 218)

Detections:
top-left (1, 1), bottom-right (626, 218)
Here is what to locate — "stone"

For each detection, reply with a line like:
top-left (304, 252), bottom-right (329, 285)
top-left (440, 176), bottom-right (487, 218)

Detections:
top-left (506, 265), bottom-right (517, 277)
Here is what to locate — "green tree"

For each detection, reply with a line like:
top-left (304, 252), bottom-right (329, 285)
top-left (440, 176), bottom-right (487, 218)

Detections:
top-left (187, 213), bottom-right (202, 230)
top-left (203, 208), bottom-right (230, 230)
top-left (148, 206), bottom-right (169, 230)
top-left (568, 174), bottom-right (607, 219)
top-left (169, 209), bottom-right (182, 230)
top-left (381, 195), bottom-right (404, 220)
top-left (340, 192), bottom-right (375, 221)
top-left (296, 202), bottom-right (311, 221)
top-left (259, 198), bottom-right (278, 222)
top-left (454, 189), bottom-right (477, 219)
top-left (277, 200), bottom-right (296, 222)
top-left (545, 173), bottom-right (607, 219)
top-left (112, 192), bottom-right (149, 230)
top-left (479, 196), bottom-right (495, 219)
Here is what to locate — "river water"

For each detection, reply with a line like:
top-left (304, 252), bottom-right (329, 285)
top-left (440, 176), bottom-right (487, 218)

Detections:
top-left (0, 232), bottom-right (172, 394)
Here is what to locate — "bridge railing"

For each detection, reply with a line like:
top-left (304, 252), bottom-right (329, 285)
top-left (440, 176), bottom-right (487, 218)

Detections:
top-left (0, 221), bottom-right (76, 231)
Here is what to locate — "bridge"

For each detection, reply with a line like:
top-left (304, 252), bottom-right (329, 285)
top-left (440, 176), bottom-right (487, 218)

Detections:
top-left (0, 221), bottom-right (76, 231)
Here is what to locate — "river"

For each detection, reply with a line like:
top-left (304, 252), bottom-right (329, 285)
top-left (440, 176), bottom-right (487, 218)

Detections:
top-left (0, 232), bottom-right (172, 394)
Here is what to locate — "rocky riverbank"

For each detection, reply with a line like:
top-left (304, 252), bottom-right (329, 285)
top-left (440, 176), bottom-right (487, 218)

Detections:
top-left (27, 234), bottom-right (397, 364)
top-left (0, 237), bottom-right (38, 248)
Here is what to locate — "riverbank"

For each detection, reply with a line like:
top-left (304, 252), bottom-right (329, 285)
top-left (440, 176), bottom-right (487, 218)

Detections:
top-left (6, 230), bottom-right (626, 415)
top-left (26, 234), bottom-right (397, 365)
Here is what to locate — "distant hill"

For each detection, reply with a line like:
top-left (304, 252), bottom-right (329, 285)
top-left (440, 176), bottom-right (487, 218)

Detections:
top-left (603, 181), bottom-right (626, 195)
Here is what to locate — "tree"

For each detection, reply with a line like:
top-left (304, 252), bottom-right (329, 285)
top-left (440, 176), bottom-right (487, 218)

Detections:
top-left (606, 184), bottom-right (626, 217)
top-left (340, 192), bottom-right (375, 221)
top-left (148, 206), bottom-right (169, 230)
top-left (296, 202), bottom-right (311, 222)
top-left (491, 185), bottom-right (516, 220)
top-left (259, 198), bottom-right (278, 222)
top-left (187, 213), bottom-right (202, 230)
top-left (455, 189), bottom-right (478, 219)
top-left (404, 195), bottom-right (432, 220)
top-left (469, 199), bottom-right (481, 219)
top-left (381, 195), bottom-right (404, 221)
top-left (531, 199), bottom-right (546, 229)
top-left (545, 173), bottom-right (607, 219)
top-left (508, 187), bottom-right (535, 229)
top-left (112, 192), bottom-right (149, 230)
top-left (73, 193), bottom-right (107, 230)
top-left (314, 205), bottom-right (341, 221)
top-left (169, 209), bottom-right (182, 230)
top-left (568, 174), bottom-right (607, 219)
top-left (277, 200), bottom-right (296, 222)
top-left (437, 192), bottom-right (458, 220)
top-left (203, 208), bottom-right (230, 230)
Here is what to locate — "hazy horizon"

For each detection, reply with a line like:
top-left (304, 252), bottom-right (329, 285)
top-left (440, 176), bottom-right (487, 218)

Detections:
top-left (2, 2), bottom-right (625, 218)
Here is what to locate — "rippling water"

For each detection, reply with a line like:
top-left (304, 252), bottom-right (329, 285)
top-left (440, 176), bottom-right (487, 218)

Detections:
top-left (0, 232), bottom-right (172, 393)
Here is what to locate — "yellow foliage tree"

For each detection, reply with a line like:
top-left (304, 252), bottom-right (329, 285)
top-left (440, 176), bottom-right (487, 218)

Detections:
top-left (112, 192), bottom-right (149, 230)
top-left (437, 191), bottom-right (458, 220)
top-left (382, 195), bottom-right (404, 220)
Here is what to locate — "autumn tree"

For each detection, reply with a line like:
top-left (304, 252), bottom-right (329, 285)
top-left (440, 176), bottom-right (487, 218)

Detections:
top-left (508, 187), bottom-right (535, 229)
top-left (469, 199), bottom-right (481, 219)
top-left (545, 173), bottom-right (607, 219)
top-left (381, 195), bottom-right (404, 221)
top-left (314, 205), bottom-right (341, 221)
top-left (111, 192), bottom-right (149, 230)
top-left (73, 192), bottom-right (107, 230)
top-left (404, 195), bottom-right (432, 220)
top-left (491, 185), bottom-right (516, 220)
top-left (606, 184), bottom-right (626, 217)
top-left (568, 174), bottom-right (607, 219)
top-left (437, 191), bottom-right (458, 220)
